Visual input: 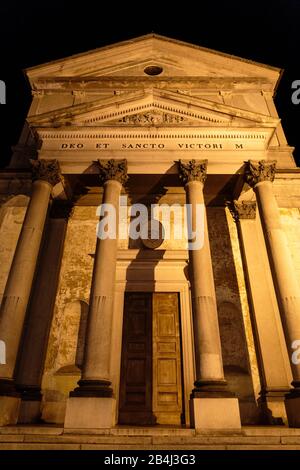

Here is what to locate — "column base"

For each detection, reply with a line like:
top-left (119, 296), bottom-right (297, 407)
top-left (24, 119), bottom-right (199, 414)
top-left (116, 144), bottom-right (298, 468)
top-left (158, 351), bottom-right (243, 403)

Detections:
top-left (190, 397), bottom-right (241, 433)
top-left (16, 386), bottom-right (42, 424)
top-left (191, 379), bottom-right (236, 398)
top-left (0, 379), bottom-right (21, 426)
top-left (285, 387), bottom-right (300, 428)
top-left (258, 389), bottom-right (288, 425)
top-left (70, 379), bottom-right (113, 398)
top-left (0, 396), bottom-right (20, 426)
top-left (64, 397), bottom-right (116, 429)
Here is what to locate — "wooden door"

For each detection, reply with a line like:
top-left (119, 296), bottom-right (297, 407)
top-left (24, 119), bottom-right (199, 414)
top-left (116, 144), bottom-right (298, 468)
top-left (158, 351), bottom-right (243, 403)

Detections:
top-left (119, 292), bottom-right (183, 425)
top-left (153, 293), bottom-right (183, 425)
top-left (119, 293), bottom-right (155, 425)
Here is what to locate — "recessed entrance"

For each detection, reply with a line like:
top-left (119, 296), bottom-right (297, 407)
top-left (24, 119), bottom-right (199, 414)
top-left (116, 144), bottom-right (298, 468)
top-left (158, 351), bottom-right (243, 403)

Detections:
top-left (118, 292), bottom-right (183, 425)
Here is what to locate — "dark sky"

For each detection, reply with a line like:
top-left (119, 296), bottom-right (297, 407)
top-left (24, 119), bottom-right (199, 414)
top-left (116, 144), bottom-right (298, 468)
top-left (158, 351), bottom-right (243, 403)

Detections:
top-left (0, 0), bottom-right (300, 167)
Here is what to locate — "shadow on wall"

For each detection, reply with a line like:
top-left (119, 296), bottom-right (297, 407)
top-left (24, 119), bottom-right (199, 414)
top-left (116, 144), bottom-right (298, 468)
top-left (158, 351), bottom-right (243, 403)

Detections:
top-left (41, 300), bottom-right (89, 424)
top-left (207, 206), bottom-right (261, 425)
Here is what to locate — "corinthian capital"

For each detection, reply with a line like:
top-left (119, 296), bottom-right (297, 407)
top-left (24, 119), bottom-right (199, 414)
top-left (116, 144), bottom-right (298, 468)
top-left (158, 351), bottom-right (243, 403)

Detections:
top-left (30, 159), bottom-right (63, 186)
top-left (177, 159), bottom-right (208, 185)
top-left (245, 160), bottom-right (277, 187)
top-left (96, 159), bottom-right (128, 185)
top-left (232, 201), bottom-right (256, 220)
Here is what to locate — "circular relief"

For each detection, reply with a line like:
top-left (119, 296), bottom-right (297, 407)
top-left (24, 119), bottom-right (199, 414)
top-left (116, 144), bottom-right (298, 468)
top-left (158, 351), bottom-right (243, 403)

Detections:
top-left (141, 219), bottom-right (165, 249)
top-left (144, 65), bottom-right (163, 76)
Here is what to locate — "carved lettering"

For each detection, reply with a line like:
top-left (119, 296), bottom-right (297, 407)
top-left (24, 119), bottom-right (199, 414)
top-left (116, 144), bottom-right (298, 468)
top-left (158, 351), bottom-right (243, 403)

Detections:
top-left (177, 143), bottom-right (223, 149)
top-left (56, 141), bottom-right (247, 151)
top-left (96, 143), bottom-right (110, 149)
top-left (61, 143), bottom-right (84, 149)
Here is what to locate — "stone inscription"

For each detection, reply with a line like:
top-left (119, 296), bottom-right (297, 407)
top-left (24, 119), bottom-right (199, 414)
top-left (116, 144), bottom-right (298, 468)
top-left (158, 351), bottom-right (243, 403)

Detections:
top-left (60, 142), bottom-right (244, 150)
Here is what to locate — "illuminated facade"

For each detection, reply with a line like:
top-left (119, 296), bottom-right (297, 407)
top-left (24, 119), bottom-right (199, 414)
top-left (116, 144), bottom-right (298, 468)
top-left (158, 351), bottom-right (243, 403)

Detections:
top-left (1, 35), bottom-right (300, 437)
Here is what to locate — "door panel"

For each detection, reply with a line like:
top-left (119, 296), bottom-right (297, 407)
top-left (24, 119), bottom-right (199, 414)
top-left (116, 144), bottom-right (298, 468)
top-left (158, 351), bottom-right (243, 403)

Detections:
top-left (119, 293), bottom-right (155, 425)
top-left (153, 293), bottom-right (183, 425)
top-left (119, 292), bottom-right (183, 425)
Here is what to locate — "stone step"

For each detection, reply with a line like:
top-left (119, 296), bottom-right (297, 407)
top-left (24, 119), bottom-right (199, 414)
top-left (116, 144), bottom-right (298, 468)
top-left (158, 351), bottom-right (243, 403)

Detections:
top-left (3, 425), bottom-right (300, 437)
top-left (1, 427), bottom-right (300, 450)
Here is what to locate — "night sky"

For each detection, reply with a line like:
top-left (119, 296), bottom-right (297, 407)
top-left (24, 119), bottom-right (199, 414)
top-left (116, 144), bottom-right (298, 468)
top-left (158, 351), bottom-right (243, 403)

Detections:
top-left (0, 0), bottom-right (300, 168)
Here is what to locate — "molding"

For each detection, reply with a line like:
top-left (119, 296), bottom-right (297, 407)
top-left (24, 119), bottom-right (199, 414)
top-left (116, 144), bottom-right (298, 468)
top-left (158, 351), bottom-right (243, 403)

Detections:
top-left (117, 249), bottom-right (188, 261)
top-left (36, 128), bottom-right (269, 142)
top-left (84, 102), bottom-right (227, 126)
top-left (27, 88), bottom-right (279, 128)
top-left (30, 77), bottom-right (276, 93)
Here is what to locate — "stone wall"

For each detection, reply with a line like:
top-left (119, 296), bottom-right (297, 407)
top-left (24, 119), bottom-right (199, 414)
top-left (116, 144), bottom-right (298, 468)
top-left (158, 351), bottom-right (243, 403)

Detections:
top-left (280, 208), bottom-right (300, 282)
top-left (41, 206), bottom-right (97, 423)
top-left (207, 206), bottom-right (261, 424)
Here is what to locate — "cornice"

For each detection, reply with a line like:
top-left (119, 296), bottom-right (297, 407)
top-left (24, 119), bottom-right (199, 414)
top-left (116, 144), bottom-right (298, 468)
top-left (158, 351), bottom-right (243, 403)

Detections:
top-left (27, 88), bottom-right (280, 128)
top-left (31, 76), bottom-right (275, 92)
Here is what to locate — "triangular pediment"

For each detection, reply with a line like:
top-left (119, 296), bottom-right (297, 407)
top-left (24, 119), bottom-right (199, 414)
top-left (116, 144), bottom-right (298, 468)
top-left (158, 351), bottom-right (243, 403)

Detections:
top-left (25, 34), bottom-right (281, 89)
top-left (27, 88), bottom-right (279, 130)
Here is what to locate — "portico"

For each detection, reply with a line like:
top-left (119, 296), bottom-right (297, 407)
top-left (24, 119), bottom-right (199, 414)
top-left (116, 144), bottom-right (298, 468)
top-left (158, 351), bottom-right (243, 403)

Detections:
top-left (1, 34), bottom-right (300, 433)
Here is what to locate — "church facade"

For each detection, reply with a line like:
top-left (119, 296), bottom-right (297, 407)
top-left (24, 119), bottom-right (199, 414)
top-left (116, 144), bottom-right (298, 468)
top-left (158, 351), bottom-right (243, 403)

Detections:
top-left (1, 34), bottom-right (300, 432)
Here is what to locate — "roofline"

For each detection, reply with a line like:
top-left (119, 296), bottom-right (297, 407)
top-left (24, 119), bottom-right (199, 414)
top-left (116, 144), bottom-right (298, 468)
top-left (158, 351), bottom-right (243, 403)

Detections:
top-left (24, 33), bottom-right (282, 77)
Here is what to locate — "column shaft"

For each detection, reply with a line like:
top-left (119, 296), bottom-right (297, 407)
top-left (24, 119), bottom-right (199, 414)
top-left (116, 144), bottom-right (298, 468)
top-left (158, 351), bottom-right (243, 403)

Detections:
top-left (177, 159), bottom-right (241, 430)
top-left (255, 180), bottom-right (300, 383)
top-left (70, 159), bottom-right (128, 399)
top-left (82, 179), bottom-right (121, 382)
top-left (185, 180), bottom-right (224, 384)
top-left (0, 179), bottom-right (51, 381)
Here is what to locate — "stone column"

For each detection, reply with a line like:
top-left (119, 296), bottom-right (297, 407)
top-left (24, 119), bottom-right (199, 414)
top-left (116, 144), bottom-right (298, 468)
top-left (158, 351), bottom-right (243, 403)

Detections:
top-left (245, 160), bottom-right (300, 427)
top-left (15, 201), bottom-right (72, 424)
top-left (178, 159), bottom-right (241, 431)
top-left (232, 200), bottom-right (291, 424)
top-left (0, 159), bottom-right (62, 425)
top-left (65, 159), bottom-right (128, 429)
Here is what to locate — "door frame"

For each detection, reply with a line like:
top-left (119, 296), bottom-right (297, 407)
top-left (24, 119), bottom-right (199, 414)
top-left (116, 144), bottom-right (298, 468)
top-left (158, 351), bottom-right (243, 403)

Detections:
top-left (110, 250), bottom-right (194, 427)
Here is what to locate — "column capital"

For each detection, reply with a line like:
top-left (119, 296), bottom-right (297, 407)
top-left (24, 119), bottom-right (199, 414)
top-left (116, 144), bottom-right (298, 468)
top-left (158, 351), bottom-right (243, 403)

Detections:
top-left (177, 159), bottom-right (208, 185)
top-left (30, 159), bottom-right (63, 187)
top-left (232, 200), bottom-right (256, 221)
top-left (245, 159), bottom-right (277, 187)
top-left (96, 159), bottom-right (128, 186)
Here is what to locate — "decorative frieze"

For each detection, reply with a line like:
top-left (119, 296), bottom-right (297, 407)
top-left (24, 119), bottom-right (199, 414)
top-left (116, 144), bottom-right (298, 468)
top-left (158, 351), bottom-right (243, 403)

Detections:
top-left (177, 159), bottom-right (208, 185)
top-left (30, 159), bottom-right (63, 187)
top-left (245, 159), bottom-right (277, 187)
top-left (96, 159), bottom-right (128, 185)
top-left (117, 111), bottom-right (186, 126)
